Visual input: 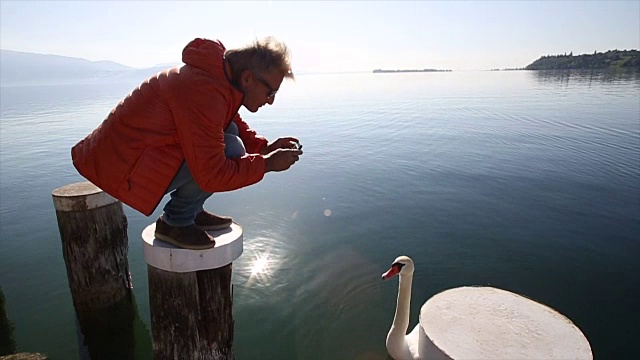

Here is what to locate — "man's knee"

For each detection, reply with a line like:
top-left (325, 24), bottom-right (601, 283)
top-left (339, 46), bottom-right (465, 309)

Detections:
top-left (224, 134), bottom-right (246, 158)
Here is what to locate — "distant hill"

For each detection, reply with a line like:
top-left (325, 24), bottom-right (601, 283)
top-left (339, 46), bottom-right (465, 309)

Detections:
top-left (0, 50), bottom-right (180, 86)
top-left (525, 50), bottom-right (640, 70)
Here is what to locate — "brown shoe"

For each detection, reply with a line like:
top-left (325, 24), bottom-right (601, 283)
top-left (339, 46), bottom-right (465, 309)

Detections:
top-left (194, 210), bottom-right (233, 230)
top-left (154, 218), bottom-right (215, 250)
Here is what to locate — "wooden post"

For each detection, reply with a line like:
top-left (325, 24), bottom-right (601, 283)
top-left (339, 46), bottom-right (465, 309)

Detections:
top-left (52, 182), bottom-right (139, 359)
top-left (142, 223), bottom-right (243, 359)
top-left (52, 182), bottom-right (132, 310)
top-left (0, 287), bottom-right (17, 356)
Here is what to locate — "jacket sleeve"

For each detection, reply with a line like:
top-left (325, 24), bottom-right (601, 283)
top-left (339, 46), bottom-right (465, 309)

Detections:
top-left (167, 70), bottom-right (265, 193)
top-left (233, 113), bottom-right (268, 154)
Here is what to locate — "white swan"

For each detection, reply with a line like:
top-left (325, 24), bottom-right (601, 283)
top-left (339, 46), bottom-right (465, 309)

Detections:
top-left (381, 255), bottom-right (423, 360)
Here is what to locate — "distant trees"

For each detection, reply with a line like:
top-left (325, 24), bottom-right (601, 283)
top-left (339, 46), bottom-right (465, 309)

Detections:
top-left (525, 50), bottom-right (640, 70)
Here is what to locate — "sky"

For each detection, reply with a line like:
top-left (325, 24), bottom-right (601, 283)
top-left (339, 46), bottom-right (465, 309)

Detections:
top-left (1, 1), bottom-right (639, 72)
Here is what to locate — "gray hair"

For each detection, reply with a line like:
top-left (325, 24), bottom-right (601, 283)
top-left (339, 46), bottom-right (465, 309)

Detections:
top-left (225, 37), bottom-right (294, 84)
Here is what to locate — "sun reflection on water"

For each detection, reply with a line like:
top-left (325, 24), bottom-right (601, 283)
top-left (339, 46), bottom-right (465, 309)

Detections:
top-left (239, 233), bottom-right (288, 288)
top-left (243, 249), bottom-right (279, 288)
top-left (235, 230), bottom-right (296, 294)
top-left (250, 254), bottom-right (270, 276)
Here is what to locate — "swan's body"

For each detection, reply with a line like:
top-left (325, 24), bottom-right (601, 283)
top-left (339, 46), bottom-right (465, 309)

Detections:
top-left (382, 256), bottom-right (423, 360)
top-left (381, 256), bottom-right (593, 360)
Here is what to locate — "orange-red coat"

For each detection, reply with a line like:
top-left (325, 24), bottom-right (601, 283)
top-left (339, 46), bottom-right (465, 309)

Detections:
top-left (72, 38), bottom-right (267, 216)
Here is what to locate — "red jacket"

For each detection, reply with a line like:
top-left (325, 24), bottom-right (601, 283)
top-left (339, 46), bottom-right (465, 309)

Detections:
top-left (72, 38), bottom-right (267, 216)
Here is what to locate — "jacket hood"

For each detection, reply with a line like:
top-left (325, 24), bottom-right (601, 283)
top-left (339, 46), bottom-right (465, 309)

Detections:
top-left (182, 38), bottom-right (226, 76)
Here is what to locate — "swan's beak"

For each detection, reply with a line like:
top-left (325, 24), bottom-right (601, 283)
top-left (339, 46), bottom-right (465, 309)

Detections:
top-left (381, 266), bottom-right (400, 280)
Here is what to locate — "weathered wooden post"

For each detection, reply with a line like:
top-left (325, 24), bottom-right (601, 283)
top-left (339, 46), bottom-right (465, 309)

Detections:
top-left (0, 287), bottom-right (17, 356)
top-left (142, 222), bottom-right (243, 359)
top-left (52, 182), bottom-right (133, 309)
top-left (52, 181), bottom-right (139, 359)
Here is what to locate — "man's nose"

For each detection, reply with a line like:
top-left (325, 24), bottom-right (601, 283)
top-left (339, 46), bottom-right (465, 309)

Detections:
top-left (266, 96), bottom-right (275, 105)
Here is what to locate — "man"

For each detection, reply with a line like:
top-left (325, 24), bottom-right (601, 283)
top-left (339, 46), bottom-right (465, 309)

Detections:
top-left (71, 37), bottom-right (303, 250)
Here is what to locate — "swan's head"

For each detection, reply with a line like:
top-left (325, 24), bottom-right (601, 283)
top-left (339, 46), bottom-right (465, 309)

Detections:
top-left (381, 256), bottom-right (415, 280)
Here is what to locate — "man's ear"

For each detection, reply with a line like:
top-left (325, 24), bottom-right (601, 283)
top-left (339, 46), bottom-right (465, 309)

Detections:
top-left (240, 70), bottom-right (253, 88)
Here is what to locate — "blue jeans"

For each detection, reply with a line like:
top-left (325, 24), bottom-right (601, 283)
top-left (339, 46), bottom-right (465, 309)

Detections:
top-left (162, 122), bottom-right (246, 226)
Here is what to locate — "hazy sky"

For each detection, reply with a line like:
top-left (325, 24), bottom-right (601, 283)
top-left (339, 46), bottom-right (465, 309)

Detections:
top-left (1, 1), bottom-right (639, 72)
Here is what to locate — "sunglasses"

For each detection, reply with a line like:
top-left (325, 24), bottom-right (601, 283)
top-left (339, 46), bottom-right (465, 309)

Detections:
top-left (253, 73), bottom-right (278, 99)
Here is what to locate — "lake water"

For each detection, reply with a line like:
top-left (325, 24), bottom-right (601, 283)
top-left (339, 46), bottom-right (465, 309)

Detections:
top-left (1, 69), bottom-right (639, 359)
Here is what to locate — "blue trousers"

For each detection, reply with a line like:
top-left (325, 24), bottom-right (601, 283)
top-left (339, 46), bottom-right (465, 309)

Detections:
top-left (162, 122), bottom-right (246, 226)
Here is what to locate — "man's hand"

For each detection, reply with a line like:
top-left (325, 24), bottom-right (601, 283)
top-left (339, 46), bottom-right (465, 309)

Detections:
top-left (262, 137), bottom-right (301, 155)
top-left (264, 148), bottom-right (303, 173)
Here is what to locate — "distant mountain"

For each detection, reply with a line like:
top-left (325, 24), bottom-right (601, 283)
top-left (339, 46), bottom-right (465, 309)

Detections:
top-left (0, 50), bottom-right (180, 86)
top-left (525, 50), bottom-right (640, 70)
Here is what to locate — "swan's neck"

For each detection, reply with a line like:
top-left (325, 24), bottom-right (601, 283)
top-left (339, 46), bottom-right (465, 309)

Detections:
top-left (391, 273), bottom-right (413, 336)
